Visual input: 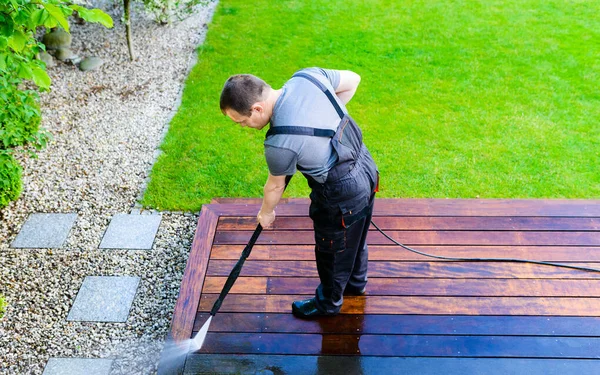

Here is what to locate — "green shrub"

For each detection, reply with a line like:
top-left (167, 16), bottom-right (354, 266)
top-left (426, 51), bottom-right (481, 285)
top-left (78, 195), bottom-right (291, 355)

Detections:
top-left (0, 76), bottom-right (42, 150)
top-left (0, 294), bottom-right (6, 319)
top-left (0, 0), bottom-right (113, 208)
top-left (0, 73), bottom-right (45, 208)
top-left (0, 152), bottom-right (22, 208)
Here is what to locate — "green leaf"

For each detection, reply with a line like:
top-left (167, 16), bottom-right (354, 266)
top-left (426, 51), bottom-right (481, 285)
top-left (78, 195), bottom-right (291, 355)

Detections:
top-left (43, 17), bottom-right (58, 29)
top-left (0, 53), bottom-right (6, 71)
top-left (31, 66), bottom-right (50, 89)
top-left (43, 4), bottom-right (70, 33)
top-left (0, 37), bottom-right (7, 50)
top-left (17, 63), bottom-right (32, 80)
top-left (71, 6), bottom-right (113, 28)
top-left (8, 30), bottom-right (26, 52)
top-left (30, 9), bottom-right (49, 29)
top-left (0, 17), bottom-right (14, 39)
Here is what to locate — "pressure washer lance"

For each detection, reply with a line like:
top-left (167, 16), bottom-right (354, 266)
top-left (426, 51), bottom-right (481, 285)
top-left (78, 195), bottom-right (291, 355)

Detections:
top-left (193, 175), bottom-right (293, 350)
top-left (192, 223), bottom-right (263, 350)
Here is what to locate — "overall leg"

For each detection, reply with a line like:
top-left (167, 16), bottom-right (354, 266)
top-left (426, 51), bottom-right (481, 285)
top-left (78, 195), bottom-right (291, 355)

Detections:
top-left (293, 149), bottom-right (377, 318)
top-left (345, 193), bottom-right (375, 294)
top-left (293, 174), bottom-right (372, 317)
top-left (313, 210), bottom-right (371, 314)
top-left (346, 151), bottom-right (378, 294)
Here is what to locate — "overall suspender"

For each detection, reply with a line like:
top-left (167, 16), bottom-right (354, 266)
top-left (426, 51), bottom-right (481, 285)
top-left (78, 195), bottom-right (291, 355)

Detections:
top-left (265, 72), bottom-right (344, 139)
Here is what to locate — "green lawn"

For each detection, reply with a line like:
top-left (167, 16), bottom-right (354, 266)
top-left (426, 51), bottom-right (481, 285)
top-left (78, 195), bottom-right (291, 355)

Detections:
top-left (142, 0), bottom-right (600, 212)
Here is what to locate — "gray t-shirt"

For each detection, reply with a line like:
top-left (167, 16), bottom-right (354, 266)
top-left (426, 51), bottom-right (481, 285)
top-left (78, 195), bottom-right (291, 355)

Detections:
top-left (264, 67), bottom-right (345, 183)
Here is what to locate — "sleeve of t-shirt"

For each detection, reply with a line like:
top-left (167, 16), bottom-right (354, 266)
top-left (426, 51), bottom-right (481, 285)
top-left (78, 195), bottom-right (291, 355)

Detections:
top-left (303, 67), bottom-right (341, 90)
top-left (264, 145), bottom-right (298, 176)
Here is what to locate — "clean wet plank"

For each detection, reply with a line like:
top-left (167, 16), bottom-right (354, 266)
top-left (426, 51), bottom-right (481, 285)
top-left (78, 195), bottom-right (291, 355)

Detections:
top-left (198, 294), bottom-right (600, 316)
top-left (184, 355), bottom-right (600, 375)
top-left (196, 332), bottom-right (600, 358)
top-left (192, 313), bottom-right (600, 336)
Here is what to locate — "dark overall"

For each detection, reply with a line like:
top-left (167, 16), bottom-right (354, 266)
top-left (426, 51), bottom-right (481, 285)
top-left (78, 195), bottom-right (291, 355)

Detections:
top-left (266, 72), bottom-right (379, 314)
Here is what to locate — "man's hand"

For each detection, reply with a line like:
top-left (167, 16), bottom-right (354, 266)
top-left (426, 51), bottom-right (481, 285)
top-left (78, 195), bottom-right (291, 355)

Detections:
top-left (257, 209), bottom-right (276, 228)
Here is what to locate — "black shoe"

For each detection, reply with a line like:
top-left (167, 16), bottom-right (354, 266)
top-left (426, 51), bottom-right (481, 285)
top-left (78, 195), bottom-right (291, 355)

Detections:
top-left (343, 286), bottom-right (367, 296)
top-left (292, 298), bottom-right (337, 319)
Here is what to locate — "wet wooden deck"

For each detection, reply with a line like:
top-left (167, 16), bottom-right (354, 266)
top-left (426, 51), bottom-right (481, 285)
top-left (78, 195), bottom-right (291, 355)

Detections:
top-left (159, 199), bottom-right (600, 374)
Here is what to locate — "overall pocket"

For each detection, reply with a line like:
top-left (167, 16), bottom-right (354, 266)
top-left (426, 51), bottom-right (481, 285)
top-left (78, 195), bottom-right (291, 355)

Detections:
top-left (315, 228), bottom-right (346, 254)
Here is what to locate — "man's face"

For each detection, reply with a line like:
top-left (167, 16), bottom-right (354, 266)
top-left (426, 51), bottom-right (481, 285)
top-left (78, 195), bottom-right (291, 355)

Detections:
top-left (225, 106), bottom-right (269, 130)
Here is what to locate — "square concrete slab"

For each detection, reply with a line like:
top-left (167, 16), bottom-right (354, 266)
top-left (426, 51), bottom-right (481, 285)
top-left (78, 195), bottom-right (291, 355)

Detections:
top-left (43, 358), bottom-right (113, 375)
top-left (67, 276), bottom-right (140, 322)
top-left (11, 213), bottom-right (77, 248)
top-left (99, 214), bottom-right (161, 250)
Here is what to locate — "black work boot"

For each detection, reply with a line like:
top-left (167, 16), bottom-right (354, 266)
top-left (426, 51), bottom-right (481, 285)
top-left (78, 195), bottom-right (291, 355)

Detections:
top-left (292, 298), bottom-right (338, 319)
top-left (343, 286), bottom-right (367, 296)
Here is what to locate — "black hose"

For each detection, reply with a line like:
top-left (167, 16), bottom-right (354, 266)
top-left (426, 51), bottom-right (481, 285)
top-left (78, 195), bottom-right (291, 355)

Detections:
top-left (370, 220), bottom-right (600, 274)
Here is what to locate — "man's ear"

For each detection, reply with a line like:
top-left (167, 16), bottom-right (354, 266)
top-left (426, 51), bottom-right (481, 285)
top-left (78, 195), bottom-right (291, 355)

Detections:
top-left (251, 102), bottom-right (264, 113)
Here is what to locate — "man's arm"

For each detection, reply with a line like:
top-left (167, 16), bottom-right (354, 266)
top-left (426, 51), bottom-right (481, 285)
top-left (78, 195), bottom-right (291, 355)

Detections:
top-left (335, 70), bottom-right (361, 105)
top-left (257, 173), bottom-right (288, 228)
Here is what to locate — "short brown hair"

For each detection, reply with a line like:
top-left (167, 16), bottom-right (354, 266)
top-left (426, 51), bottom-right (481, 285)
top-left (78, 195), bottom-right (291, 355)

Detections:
top-left (220, 74), bottom-right (270, 116)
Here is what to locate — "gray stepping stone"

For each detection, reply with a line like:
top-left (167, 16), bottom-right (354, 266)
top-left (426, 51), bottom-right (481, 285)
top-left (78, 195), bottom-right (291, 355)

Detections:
top-left (11, 213), bottom-right (77, 248)
top-left (99, 214), bottom-right (161, 250)
top-left (67, 276), bottom-right (140, 322)
top-left (43, 358), bottom-right (113, 375)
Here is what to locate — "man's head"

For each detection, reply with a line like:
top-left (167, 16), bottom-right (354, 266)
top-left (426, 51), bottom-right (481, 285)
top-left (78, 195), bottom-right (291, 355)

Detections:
top-left (220, 74), bottom-right (273, 130)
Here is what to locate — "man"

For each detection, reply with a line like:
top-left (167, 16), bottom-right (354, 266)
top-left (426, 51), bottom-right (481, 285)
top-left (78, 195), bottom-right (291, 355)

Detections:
top-left (220, 67), bottom-right (378, 318)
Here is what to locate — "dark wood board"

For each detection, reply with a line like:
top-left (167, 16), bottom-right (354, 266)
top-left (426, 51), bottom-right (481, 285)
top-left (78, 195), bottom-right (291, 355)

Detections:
top-left (158, 199), bottom-right (600, 375)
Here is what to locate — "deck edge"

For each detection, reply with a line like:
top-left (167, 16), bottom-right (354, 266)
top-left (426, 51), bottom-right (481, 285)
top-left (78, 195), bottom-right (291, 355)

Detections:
top-left (157, 204), bottom-right (219, 374)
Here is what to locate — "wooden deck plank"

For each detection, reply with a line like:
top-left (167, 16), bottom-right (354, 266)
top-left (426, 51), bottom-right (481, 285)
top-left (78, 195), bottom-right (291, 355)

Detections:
top-left (259, 277), bottom-right (600, 297)
top-left (205, 199), bottom-right (600, 217)
top-left (203, 276), bottom-right (600, 297)
top-left (214, 229), bottom-right (600, 246)
top-left (198, 294), bottom-right (600, 316)
top-left (210, 244), bottom-right (600, 261)
top-left (192, 313), bottom-right (600, 336)
top-left (206, 260), bottom-right (600, 279)
top-left (218, 216), bottom-right (600, 231)
top-left (184, 355), bottom-right (600, 375)
top-left (202, 277), bottom-right (267, 294)
top-left (196, 332), bottom-right (600, 358)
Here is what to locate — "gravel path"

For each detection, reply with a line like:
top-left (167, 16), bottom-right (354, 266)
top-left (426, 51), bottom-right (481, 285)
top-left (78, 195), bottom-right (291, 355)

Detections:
top-left (0, 1), bottom-right (217, 373)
